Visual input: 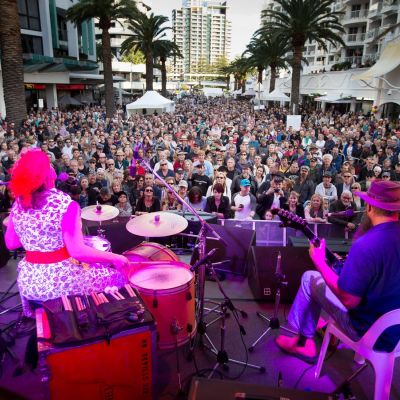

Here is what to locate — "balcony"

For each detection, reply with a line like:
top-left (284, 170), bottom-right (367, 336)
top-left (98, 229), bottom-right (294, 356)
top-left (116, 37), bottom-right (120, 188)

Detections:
top-left (346, 32), bottom-right (366, 44)
top-left (365, 25), bottom-right (392, 41)
top-left (368, 3), bottom-right (383, 18)
top-left (381, 0), bottom-right (399, 13)
top-left (342, 9), bottom-right (369, 24)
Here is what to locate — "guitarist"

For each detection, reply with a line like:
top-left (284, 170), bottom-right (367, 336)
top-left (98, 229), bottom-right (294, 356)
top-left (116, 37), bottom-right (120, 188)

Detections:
top-left (276, 180), bottom-right (400, 363)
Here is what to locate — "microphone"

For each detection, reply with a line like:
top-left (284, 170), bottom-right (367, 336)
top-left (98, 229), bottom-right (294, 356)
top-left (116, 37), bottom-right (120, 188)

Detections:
top-left (327, 209), bottom-right (361, 218)
top-left (275, 251), bottom-right (282, 277)
top-left (96, 201), bottom-right (102, 213)
top-left (190, 248), bottom-right (217, 272)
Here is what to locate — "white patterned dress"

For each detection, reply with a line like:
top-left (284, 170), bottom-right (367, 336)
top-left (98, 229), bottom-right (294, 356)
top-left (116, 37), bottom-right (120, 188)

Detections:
top-left (12, 188), bottom-right (126, 317)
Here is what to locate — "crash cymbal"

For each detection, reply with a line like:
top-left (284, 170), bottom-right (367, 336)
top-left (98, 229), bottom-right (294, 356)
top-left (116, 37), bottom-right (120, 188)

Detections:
top-left (126, 212), bottom-right (188, 237)
top-left (81, 205), bottom-right (119, 222)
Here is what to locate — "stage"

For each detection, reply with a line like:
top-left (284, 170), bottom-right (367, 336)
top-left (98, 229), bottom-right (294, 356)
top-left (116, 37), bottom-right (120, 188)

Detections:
top-left (0, 256), bottom-right (399, 400)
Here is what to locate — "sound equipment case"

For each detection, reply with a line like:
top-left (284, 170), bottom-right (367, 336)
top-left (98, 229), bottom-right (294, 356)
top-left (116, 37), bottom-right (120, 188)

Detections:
top-left (36, 309), bottom-right (157, 400)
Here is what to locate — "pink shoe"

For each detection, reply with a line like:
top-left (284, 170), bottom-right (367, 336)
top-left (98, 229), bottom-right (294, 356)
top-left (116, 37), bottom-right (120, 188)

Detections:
top-left (275, 336), bottom-right (318, 364)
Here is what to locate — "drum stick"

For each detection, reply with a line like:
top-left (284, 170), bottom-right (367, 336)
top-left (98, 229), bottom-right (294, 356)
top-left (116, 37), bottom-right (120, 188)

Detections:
top-left (61, 295), bottom-right (69, 311)
top-left (75, 297), bottom-right (81, 311)
top-left (99, 293), bottom-right (109, 303)
top-left (78, 297), bottom-right (85, 310)
top-left (91, 292), bottom-right (99, 306)
top-left (125, 284), bottom-right (135, 297)
top-left (115, 290), bottom-right (125, 300)
top-left (108, 291), bottom-right (120, 301)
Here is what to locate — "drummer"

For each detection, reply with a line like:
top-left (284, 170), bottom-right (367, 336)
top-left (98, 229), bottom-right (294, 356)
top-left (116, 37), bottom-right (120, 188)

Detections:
top-left (5, 149), bottom-right (129, 318)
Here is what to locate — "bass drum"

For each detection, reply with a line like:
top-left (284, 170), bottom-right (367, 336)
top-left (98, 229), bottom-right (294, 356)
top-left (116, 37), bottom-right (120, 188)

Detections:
top-left (123, 242), bottom-right (179, 262)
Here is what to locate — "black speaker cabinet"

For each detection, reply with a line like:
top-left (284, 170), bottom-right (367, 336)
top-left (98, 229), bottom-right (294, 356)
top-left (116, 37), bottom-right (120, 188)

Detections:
top-left (204, 224), bottom-right (256, 276)
top-left (189, 377), bottom-right (332, 400)
top-left (248, 246), bottom-right (315, 302)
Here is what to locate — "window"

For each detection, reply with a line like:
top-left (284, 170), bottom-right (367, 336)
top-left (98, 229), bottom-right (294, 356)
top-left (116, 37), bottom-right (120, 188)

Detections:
top-left (18, 0), bottom-right (41, 31)
top-left (21, 34), bottom-right (43, 54)
top-left (57, 9), bottom-right (68, 42)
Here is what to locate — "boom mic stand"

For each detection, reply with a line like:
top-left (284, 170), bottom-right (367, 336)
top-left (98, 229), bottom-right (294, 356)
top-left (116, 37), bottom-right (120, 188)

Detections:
top-left (248, 251), bottom-right (296, 352)
top-left (137, 156), bottom-right (227, 353)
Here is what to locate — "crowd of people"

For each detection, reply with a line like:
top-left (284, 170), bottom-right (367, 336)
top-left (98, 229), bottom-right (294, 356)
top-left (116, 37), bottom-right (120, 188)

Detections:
top-left (1, 96), bottom-right (400, 232)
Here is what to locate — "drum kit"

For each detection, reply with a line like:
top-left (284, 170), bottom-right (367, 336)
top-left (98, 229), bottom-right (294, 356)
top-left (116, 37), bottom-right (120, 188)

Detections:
top-left (81, 202), bottom-right (265, 377)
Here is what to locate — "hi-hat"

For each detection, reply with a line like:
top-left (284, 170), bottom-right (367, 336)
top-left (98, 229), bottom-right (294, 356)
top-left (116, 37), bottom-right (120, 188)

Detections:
top-left (81, 205), bottom-right (119, 222)
top-left (126, 212), bottom-right (188, 237)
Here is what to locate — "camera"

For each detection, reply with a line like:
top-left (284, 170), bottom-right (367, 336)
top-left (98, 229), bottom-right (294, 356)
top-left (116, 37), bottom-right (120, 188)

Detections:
top-left (238, 204), bottom-right (244, 209)
top-left (274, 188), bottom-right (280, 193)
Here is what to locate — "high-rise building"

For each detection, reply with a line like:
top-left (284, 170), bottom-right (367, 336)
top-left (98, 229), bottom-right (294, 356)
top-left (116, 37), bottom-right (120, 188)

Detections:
top-left (260, 0), bottom-right (400, 116)
top-left (262, 0), bottom-right (400, 73)
top-left (172, 0), bottom-right (232, 81)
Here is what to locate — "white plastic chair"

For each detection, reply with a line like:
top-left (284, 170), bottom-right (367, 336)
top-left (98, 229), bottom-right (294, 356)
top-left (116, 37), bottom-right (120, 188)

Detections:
top-left (315, 309), bottom-right (400, 400)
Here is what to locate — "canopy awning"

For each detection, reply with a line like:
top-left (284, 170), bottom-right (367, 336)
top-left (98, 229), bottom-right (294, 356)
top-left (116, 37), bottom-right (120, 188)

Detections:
top-left (315, 95), bottom-right (353, 103)
top-left (260, 89), bottom-right (290, 101)
top-left (352, 39), bottom-right (400, 81)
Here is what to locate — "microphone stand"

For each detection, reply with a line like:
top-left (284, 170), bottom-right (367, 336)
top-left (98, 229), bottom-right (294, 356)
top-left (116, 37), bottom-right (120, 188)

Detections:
top-left (248, 251), bottom-right (297, 352)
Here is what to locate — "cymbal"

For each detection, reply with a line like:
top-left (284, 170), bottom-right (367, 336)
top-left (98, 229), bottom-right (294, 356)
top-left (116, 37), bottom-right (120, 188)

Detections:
top-left (126, 212), bottom-right (188, 237)
top-left (81, 205), bottom-right (119, 222)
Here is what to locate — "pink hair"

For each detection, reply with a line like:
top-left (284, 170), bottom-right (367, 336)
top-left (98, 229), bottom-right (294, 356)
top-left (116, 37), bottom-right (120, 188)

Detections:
top-left (9, 149), bottom-right (51, 208)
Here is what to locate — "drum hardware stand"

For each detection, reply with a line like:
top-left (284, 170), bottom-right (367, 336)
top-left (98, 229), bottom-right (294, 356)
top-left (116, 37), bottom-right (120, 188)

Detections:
top-left (95, 203), bottom-right (105, 238)
top-left (248, 251), bottom-right (296, 352)
top-left (205, 261), bottom-right (265, 377)
top-left (137, 156), bottom-right (229, 364)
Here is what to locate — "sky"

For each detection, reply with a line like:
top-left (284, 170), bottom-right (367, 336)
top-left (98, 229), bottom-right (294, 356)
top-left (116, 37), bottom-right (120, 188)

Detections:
top-left (147, 0), bottom-right (265, 59)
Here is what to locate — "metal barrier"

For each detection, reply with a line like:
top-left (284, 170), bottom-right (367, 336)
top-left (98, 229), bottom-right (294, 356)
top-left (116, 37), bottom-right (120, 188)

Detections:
top-left (218, 219), bottom-right (352, 247)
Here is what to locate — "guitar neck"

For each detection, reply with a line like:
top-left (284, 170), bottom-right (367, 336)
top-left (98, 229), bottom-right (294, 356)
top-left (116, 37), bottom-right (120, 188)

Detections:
top-left (301, 225), bottom-right (342, 268)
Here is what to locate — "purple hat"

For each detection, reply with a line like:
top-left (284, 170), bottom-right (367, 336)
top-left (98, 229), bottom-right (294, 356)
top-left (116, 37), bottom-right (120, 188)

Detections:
top-left (355, 180), bottom-right (400, 211)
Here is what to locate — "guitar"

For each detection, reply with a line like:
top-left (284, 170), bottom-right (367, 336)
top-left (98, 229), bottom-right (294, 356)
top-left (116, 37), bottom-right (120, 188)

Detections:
top-left (271, 208), bottom-right (345, 274)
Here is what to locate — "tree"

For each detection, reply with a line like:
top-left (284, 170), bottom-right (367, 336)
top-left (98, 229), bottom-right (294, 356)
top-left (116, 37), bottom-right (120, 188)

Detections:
top-left (0, 0), bottom-right (26, 125)
top-left (244, 34), bottom-right (290, 93)
top-left (66, 0), bottom-right (138, 118)
top-left (228, 57), bottom-right (252, 93)
top-left (154, 40), bottom-right (182, 97)
top-left (121, 48), bottom-right (146, 64)
top-left (121, 12), bottom-right (170, 91)
top-left (258, 0), bottom-right (344, 113)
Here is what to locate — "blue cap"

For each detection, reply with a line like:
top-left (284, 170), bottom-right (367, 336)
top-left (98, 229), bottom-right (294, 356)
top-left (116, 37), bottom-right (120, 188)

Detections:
top-left (240, 179), bottom-right (251, 187)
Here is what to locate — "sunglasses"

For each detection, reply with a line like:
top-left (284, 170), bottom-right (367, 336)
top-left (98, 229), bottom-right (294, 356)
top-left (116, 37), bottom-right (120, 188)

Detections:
top-left (145, 189), bottom-right (153, 193)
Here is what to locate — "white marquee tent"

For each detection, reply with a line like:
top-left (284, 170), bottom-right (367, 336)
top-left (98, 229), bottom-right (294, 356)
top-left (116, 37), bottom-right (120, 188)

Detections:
top-left (260, 89), bottom-right (290, 102)
top-left (126, 91), bottom-right (175, 116)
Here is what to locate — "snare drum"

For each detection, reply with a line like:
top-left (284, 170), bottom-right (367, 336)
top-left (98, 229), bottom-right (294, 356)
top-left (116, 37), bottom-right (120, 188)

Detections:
top-left (83, 236), bottom-right (111, 252)
top-left (123, 242), bottom-right (179, 262)
top-left (127, 261), bottom-right (196, 349)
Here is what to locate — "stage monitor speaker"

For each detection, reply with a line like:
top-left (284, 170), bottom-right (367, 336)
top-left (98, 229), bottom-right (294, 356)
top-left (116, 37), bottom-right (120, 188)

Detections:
top-left (85, 217), bottom-right (144, 255)
top-left (248, 246), bottom-right (314, 302)
top-left (288, 236), bottom-right (351, 255)
top-left (204, 224), bottom-right (255, 276)
top-left (189, 377), bottom-right (332, 400)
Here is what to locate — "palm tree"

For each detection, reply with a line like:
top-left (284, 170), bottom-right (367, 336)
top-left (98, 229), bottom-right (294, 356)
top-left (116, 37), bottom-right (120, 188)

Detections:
top-left (121, 12), bottom-right (170, 91)
top-left (66, 0), bottom-right (138, 118)
top-left (154, 40), bottom-right (182, 97)
top-left (258, 0), bottom-right (345, 113)
top-left (244, 34), bottom-right (290, 93)
top-left (0, 0), bottom-right (26, 125)
top-left (229, 57), bottom-right (252, 93)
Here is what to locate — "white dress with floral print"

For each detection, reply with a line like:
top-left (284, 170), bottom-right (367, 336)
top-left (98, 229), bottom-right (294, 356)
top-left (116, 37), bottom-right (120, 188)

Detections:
top-left (12, 188), bottom-right (126, 317)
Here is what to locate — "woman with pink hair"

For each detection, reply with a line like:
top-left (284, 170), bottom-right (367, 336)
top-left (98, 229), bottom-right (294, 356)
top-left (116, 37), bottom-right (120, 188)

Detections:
top-left (5, 150), bottom-right (128, 317)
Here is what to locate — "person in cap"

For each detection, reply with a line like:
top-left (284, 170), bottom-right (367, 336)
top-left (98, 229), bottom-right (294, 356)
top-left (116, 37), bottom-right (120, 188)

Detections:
top-left (293, 165), bottom-right (315, 204)
top-left (5, 150), bottom-right (128, 318)
top-left (276, 180), bottom-right (400, 363)
top-left (256, 175), bottom-right (286, 220)
top-left (231, 179), bottom-right (257, 220)
top-left (231, 162), bottom-right (256, 197)
top-left (177, 180), bottom-right (188, 200)
top-left (314, 171), bottom-right (338, 204)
